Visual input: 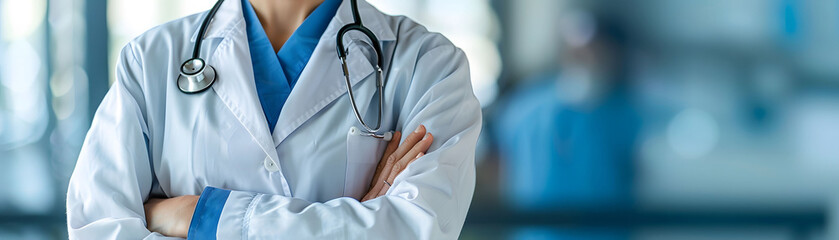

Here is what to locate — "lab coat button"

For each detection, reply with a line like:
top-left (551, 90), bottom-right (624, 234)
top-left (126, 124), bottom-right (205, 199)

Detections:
top-left (264, 158), bottom-right (279, 172)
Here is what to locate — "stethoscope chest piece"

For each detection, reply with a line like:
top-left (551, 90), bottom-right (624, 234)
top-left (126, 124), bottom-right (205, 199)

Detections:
top-left (178, 58), bottom-right (217, 93)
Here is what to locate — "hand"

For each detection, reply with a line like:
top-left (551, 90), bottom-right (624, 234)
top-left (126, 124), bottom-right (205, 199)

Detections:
top-left (362, 124), bottom-right (433, 201)
top-left (144, 195), bottom-right (199, 238)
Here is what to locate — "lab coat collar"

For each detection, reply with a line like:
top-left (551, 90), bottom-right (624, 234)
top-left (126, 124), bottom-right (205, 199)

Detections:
top-left (191, 0), bottom-right (396, 42)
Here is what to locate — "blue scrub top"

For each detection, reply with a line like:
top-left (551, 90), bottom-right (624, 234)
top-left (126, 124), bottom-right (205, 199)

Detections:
top-left (492, 76), bottom-right (640, 211)
top-left (242, 0), bottom-right (341, 133)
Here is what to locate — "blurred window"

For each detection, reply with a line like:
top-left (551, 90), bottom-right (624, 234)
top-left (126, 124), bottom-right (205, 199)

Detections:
top-left (0, 0), bottom-right (48, 149)
top-left (0, 0), bottom-right (57, 218)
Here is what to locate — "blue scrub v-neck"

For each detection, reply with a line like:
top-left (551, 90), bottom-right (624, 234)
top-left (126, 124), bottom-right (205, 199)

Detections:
top-left (242, 0), bottom-right (341, 133)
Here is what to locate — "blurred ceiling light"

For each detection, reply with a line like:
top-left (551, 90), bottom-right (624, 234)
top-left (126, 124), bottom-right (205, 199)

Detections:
top-left (1, 0), bottom-right (46, 41)
top-left (667, 108), bottom-right (720, 159)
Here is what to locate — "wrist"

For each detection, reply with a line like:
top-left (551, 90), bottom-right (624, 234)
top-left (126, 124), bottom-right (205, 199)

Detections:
top-left (177, 195), bottom-right (200, 238)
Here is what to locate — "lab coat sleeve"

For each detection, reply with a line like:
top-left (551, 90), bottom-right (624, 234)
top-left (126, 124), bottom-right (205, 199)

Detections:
top-left (188, 44), bottom-right (481, 239)
top-left (65, 43), bottom-right (177, 240)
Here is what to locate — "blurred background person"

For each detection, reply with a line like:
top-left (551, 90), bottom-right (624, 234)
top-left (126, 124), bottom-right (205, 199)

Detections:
top-left (495, 9), bottom-right (640, 211)
top-left (491, 9), bottom-right (640, 240)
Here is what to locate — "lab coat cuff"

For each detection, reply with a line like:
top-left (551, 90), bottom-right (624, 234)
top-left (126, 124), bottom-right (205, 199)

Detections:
top-left (187, 186), bottom-right (230, 240)
top-left (216, 190), bottom-right (261, 240)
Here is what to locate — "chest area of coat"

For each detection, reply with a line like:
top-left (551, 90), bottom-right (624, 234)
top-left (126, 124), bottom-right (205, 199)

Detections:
top-left (156, 90), bottom-right (388, 200)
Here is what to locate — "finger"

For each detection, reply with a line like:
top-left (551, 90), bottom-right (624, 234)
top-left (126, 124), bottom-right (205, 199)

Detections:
top-left (375, 177), bottom-right (390, 197)
top-left (364, 176), bottom-right (393, 201)
top-left (376, 156), bottom-right (414, 197)
top-left (365, 126), bottom-right (426, 201)
top-left (365, 131), bottom-right (402, 200)
top-left (388, 134), bottom-right (431, 185)
top-left (363, 173), bottom-right (386, 201)
top-left (377, 134), bottom-right (432, 197)
top-left (368, 127), bottom-right (421, 195)
top-left (390, 125), bottom-right (426, 160)
top-left (399, 133), bottom-right (433, 168)
top-left (386, 152), bottom-right (425, 191)
top-left (365, 155), bottom-right (396, 201)
top-left (370, 131), bottom-right (401, 188)
top-left (366, 155), bottom-right (398, 201)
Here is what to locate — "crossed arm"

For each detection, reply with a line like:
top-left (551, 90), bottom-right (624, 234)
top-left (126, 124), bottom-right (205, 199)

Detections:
top-left (143, 126), bottom-right (434, 238)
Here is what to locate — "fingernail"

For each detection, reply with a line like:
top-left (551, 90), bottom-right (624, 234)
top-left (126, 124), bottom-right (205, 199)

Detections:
top-left (416, 152), bottom-right (424, 158)
top-left (422, 133), bottom-right (430, 140)
top-left (414, 124), bottom-right (424, 133)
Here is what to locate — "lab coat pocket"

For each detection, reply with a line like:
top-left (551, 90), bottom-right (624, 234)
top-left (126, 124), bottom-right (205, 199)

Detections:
top-left (344, 127), bottom-right (387, 200)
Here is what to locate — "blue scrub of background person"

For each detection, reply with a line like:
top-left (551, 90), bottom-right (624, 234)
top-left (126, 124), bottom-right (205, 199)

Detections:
top-left (491, 11), bottom-right (640, 240)
top-left (495, 77), bottom-right (639, 210)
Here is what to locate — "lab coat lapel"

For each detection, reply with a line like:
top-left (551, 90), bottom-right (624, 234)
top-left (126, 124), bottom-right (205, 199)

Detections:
top-left (271, 0), bottom-right (396, 146)
top-left (202, 0), bottom-right (282, 166)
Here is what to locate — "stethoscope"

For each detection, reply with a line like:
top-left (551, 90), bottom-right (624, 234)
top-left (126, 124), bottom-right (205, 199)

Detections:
top-left (178, 0), bottom-right (393, 141)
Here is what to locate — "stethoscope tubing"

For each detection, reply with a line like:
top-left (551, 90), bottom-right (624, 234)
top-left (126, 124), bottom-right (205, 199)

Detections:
top-left (182, 0), bottom-right (395, 140)
top-left (336, 0), bottom-right (389, 140)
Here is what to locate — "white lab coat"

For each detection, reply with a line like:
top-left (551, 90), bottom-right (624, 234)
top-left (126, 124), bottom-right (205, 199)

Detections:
top-left (65, 0), bottom-right (481, 239)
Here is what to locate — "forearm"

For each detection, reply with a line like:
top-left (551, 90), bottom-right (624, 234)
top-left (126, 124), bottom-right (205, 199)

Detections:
top-left (189, 126), bottom-right (478, 239)
top-left (193, 176), bottom-right (471, 239)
